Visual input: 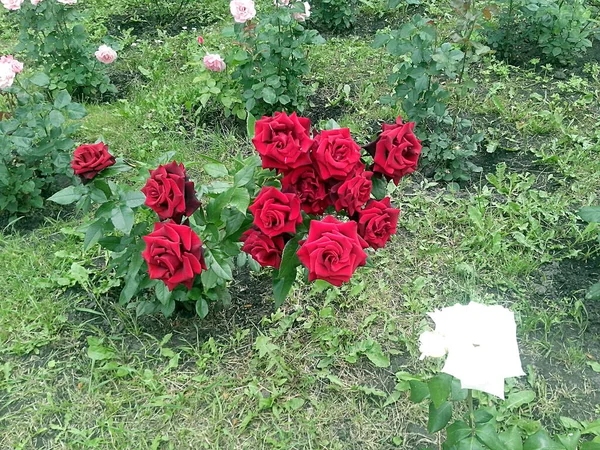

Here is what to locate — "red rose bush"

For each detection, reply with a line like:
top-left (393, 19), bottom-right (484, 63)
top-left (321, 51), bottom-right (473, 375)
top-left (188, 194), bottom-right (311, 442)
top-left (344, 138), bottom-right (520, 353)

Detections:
top-left (49, 111), bottom-right (420, 317)
top-left (243, 111), bottom-right (421, 304)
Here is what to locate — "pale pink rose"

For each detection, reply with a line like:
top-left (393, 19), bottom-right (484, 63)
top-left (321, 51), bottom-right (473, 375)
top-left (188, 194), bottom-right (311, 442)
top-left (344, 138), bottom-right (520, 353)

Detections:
top-left (1, 0), bottom-right (24, 10)
top-left (56, 0), bottom-right (76, 4)
top-left (0, 63), bottom-right (16, 90)
top-left (95, 45), bottom-right (117, 64)
top-left (292, 1), bottom-right (310, 21)
top-left (0, 55), bottom-right (23, 73)
top-left (229, 0), bottom-right (256, 23)
top-left (31, 0), bottom-right (43, 5)
top-left (203, 54), bottom-right (226, 72)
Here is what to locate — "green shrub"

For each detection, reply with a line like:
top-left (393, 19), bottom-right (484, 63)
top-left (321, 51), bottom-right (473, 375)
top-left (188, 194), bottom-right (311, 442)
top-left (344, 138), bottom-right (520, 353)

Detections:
top-left (310, 0), bottom-right (357, 33)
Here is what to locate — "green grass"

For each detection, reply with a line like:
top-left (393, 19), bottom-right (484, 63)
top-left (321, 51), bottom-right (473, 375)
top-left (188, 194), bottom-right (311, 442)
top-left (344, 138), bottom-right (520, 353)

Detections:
top-left (2, 0), bottom-right (600, 448)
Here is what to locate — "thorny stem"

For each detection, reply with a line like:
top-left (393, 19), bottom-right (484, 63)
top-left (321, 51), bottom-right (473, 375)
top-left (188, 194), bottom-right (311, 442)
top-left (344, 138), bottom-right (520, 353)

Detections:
top-left (467, 389), bottom-right (475, 430)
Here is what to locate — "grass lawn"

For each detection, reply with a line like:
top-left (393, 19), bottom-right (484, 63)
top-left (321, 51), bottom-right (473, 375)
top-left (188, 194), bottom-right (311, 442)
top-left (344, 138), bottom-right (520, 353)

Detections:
top-left (1, 0), bottom-right (600, 448)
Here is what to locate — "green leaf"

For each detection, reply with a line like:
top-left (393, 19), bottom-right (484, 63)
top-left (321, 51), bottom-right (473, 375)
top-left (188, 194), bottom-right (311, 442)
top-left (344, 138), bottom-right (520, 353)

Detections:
top-left (586, 281), bottom-right (600, 300)
top-left (84, 219), bottom-right (106, 251)
top-left (110, 205), bottom-right (135, 234)
top-left (155, 282), bottom-right (172, 305)
top-left (206, 252), bottom-right (233, 281)
top-left (234, 162), bottom-right (257, 187)
top-left (456, 436), bottom-right (486, 450)
top-left (54, 90), bottom-right (72, 109)
top-left (371, 176), bottom-right (388, 200)
top-left (273, 238), bottom-right (301, 307)
top-left (365, 341), bottom-right (390, 368)
top-left (196, 298), bottom-right (209, 319)
top-left (48, 110), bottom-right (65, 127)
top-left (204, 163), bottom-right (229, 178)
top-left (409, 380), bottom-right (430, 403)
top-left (48, 186), bottom-right (83, 205)
top-left (523, 430), bottom-right (564, 450)
top-left (498, 427), bottom-right (523, 450)
top-left (87, 337), bottom-right (114, 361)
top-left (29, 72), bottom-right (50, 87)
top-left (262, 87), bottom-right (277, 105)
top-left (446, 421), bottom-right (472, 446)
top-left (579, 206), bottom-right (600, 223)
top-left (476, 423), bottom-right (506, 450)
top-left (581, 443), bottom-right (600, 450)
top-left (428, 401), bottom-right (452, 433)
top-left (504, 390), bottom-right (535, 410)
top-left (557, 431), bottom-right (581, 450)
top-left (246, 112), bottom-right (257, 139)
top-left (428, 373), bottom-right (452, 408)
top-left (230, 188), bottom-right (250, 213)
top-left (122, 191), bottom-right (146, 208)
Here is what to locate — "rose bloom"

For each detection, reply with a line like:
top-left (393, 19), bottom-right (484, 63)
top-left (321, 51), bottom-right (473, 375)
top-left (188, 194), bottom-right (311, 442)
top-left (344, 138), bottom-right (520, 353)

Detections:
top-left (1, 0), bottom-right (24, 10)
top-left (197, 36), bottom-right (204, 45)
top-left (292, 1), bottom-right (311, 22)
top-left (70, 142), bottom-right (116, 180)
top-left (141, 161), bottom-right (201, 224)
top-left (95, 45), bottom-right (117, 64)
top-left (203, 53), bottom-right (226, 72)
top-left (281, 165), bottom-right (330, 215)
top-left (356, 197), bottom-right (400, 249)
top-left (312, 128), bottom-right (362, 181)
top-left (365, 117), bottom-right (422, 185)
top-left (297, 216), bottom-right (368, 287)
top-left (249, 186), bottom-right (302, 237)
top-left (142, 221), bottom-right (207, 291)
top-left (56, 0), bottom-right (76, 4)
top-left (0, 55), bottom-right (23, 73)
top-left (230, 0), bottom-right (256, 23)
top-left (332, 171), bottom-right (372, 216)
top-left (241, 227), bottom-right (285, 268)
top-left (252, 111), bottom-right (313, 172)
top-left (31, 0), bottom-right (43, 5)
top-left (0, 63), bottom-right (16, 90)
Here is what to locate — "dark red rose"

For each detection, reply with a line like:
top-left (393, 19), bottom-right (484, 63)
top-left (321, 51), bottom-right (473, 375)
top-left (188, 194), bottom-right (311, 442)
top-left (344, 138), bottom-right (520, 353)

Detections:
top-left (70, 142), bottom-right (115, 180)
top-left (248, 186), bottom-right (302, 237)
top-left (312, 128), bottom-right (363, 181)
top-left (141, 161), bottom-right (201, 224)
top-left (296, 215), bottom-right (368, 287)
top-left (142, 221), bottom-right (207, 291)
top-left (357, 197), bottom-right (400, 249)
top-left (332, 171), bottom-right (373, 216)
top-left (241, 227), bottom-right (285, 268)
top-left (364, 117), bottom-right (422, 185)
top-left (252, 111), bottom-right (313, 172)
top-left (281, 165), bottom-right (331, 215)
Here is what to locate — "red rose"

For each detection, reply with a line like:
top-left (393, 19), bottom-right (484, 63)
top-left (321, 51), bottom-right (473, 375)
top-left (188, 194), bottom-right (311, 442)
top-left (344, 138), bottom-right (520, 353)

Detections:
top-left (281, 165), bottom-right (331, 215)
top-left (70, 142), bottom-right (115, 180)
top-left (141, 161), bottom-right (201, 224)
top-left (248, 186), bottom-right (303, 237)
top-left (297, 216), bottom-right (368, 287)
top-left (241, 227), bottom-right (285, 268)
top-left (357, 197), bottom-right (400, 249)
top-left (142, 221), bottom-right (207, 291)
top-left (312, 128), bottom-right (363, 181)
top-left (365, 117), bottom-right (422, 184)
top-left (197, 36), bottom-right (204, 45)
top-left (252, 111), bottom-right (313, 172)
top-left (332, 171), bottom-right (373, 216)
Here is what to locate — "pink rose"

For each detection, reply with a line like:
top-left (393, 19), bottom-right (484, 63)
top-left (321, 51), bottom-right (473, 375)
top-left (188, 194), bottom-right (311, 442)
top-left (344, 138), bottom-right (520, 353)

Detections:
top-left (95, 45), bottom-right (117, 64)
top-left (203, 53), bottom-right (226, 72)
top-left (1, 0), bottom-right (24, 10)
top-left (0, 55), bottom-right (23, 73)
top-left (56, 0), bottom-right (76, 4)
top-left (197, 36), bottom-right (204, 45)
top-left (230, 0), bottom-right (256, 23)
top-left (292, 1), bottom-right (310, 21)
top-left (31, 0), bottom-right (43, 4)
top-left (0, 64), bottom-right (15, 90)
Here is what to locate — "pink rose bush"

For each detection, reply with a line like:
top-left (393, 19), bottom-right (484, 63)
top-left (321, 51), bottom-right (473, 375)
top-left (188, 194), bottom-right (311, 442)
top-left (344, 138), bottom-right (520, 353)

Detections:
top-left (94, 45), bottom-right (117, 64)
